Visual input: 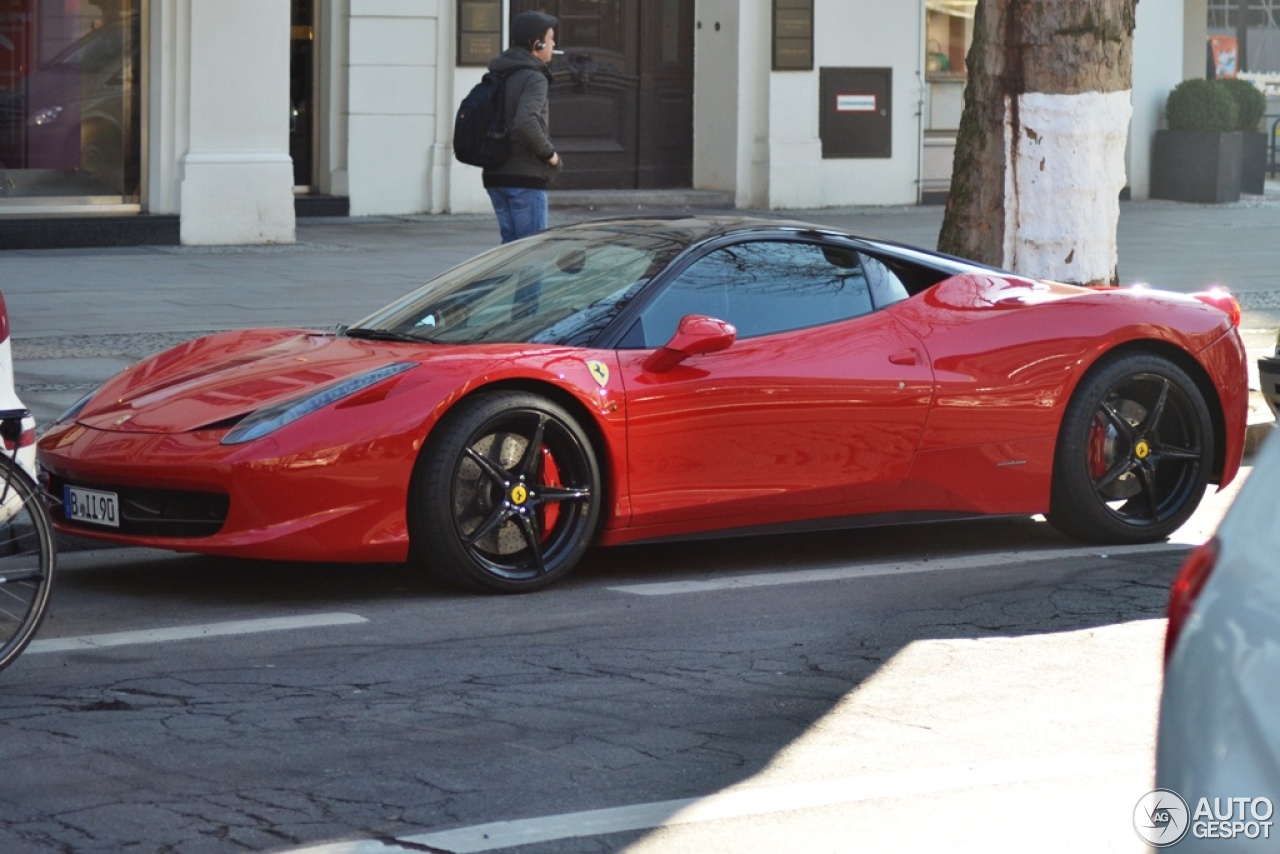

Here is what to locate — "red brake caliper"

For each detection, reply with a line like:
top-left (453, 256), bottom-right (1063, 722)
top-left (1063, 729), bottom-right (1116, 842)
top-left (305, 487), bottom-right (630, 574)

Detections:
top-left (539, 446), bottom-right (561, 540)
top-left (1087, 414), bottom-right (1109, 481)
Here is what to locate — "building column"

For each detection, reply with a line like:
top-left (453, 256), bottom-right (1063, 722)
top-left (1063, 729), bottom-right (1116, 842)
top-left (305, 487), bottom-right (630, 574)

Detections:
top-left (692, 1), bottom-right (759, 206)
top-left (1130, 0), bottom-right (1194, 200)
top-left (346, 0), bottom-right (441, 216)
top-left (178, 0), bottom-right (295, 244)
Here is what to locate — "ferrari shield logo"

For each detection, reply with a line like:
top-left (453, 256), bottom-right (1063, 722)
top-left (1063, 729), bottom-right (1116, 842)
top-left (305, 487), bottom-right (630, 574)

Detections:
top-left (586, 360), bottom-right (610, 387)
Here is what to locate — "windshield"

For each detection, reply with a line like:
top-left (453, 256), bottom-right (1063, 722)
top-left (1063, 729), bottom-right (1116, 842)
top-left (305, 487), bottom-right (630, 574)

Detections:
top-left (349, 226), bottom-right (688, 346)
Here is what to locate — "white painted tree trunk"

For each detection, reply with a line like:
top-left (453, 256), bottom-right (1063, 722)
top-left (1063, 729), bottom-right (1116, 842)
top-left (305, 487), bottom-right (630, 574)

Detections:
top-left (1002, 90), bottom-right (1132, 282)
top-left (938, 0), bottom-right (1138, 286)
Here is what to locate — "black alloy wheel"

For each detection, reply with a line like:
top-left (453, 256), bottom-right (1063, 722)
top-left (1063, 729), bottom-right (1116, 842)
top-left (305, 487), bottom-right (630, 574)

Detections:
top-left (410, 391), bottom-right (601, 593)
top-left (1048, 353), bottom-right (1214, 544)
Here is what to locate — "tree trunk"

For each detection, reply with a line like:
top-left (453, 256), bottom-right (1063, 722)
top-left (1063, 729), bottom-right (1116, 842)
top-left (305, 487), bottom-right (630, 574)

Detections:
top-left (937, 0), bottom-right (1138, 285)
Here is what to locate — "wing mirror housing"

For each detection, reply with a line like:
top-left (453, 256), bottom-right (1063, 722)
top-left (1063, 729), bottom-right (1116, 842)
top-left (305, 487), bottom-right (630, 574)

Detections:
top-left (643, 315), bottom-right (737, 373)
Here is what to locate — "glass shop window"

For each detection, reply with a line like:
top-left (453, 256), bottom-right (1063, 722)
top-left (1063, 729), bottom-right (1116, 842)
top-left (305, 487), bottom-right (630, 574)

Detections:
top-left (0, 0), bottom-right (141, 202)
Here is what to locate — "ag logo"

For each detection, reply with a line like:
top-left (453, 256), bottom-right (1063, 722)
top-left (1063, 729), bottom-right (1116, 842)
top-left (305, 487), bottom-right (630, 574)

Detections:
top-left (586, 360), bottom-right (610, 387)
top-left (1134, 788), bottom-right (1190, 847)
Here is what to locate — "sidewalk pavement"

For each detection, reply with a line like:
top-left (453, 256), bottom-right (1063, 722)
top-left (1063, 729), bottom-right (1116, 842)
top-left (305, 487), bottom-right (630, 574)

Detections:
top-left (2, 195), bottom-right (1276, 452)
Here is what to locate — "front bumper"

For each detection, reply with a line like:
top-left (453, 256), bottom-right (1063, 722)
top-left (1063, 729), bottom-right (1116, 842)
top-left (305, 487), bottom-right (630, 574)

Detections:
top-left (38, 422), bottom-right (416, 563)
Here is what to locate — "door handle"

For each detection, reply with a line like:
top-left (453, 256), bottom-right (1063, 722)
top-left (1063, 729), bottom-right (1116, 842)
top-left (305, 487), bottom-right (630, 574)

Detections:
top-left (888, 349), bottom-right (919, 366)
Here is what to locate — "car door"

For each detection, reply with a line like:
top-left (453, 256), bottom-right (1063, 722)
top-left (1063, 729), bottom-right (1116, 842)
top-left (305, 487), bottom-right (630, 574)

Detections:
top-left (615, 238), bottom-right (935, 532)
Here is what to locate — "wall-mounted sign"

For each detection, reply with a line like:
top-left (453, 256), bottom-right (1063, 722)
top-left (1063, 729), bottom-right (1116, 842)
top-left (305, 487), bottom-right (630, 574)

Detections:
top-left (1209, 35), bottom-right (1238, 78)
top-left (772, 0), bottom-right (813, 71)
top-left (458, 0), bottom-right (502, 67)
top-left (837, 94), bottom-right (877, 112)
top-left (820, 68), bottom-right (892, 159)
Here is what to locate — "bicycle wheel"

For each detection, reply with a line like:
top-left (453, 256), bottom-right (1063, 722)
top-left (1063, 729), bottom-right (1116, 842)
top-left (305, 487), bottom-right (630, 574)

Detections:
top-left (0, 455), bottom-right (55, 672)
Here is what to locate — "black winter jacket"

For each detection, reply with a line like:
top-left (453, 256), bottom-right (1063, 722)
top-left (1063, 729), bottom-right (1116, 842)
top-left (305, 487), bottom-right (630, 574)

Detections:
top-left (483, 48), bottom-right (563, 190)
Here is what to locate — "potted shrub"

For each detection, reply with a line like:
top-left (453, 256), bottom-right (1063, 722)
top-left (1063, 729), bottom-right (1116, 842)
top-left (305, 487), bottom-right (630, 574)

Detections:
top-left (1219, 77), bottom-right (1268, 194)
top-left (1151, 78), bottom-right (1242, 203)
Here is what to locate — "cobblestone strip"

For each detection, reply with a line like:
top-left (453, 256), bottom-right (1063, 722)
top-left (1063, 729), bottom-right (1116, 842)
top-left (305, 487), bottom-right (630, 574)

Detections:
top-left (12, 331), bottom-right (221, 361)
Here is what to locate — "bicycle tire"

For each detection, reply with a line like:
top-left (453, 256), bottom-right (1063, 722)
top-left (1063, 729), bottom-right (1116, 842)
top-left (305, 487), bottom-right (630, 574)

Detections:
top-left (0, 455), bottom-right (55, 672)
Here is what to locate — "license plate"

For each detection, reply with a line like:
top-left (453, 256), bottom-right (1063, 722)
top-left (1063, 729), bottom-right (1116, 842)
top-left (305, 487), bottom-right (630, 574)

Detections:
top-left (65, 485), bottom-right (120, 528)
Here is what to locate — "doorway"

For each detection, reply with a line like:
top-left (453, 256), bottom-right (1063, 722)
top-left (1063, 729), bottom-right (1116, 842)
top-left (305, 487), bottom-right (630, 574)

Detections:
top-left (511, 0), bottom-right (694, 190)
top-left (290, 0), bottom-right (313, 189)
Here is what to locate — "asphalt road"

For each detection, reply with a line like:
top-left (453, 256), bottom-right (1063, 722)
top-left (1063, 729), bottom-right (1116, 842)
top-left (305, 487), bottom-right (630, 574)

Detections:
top-left (0, 475), bottom-right (1247, 853)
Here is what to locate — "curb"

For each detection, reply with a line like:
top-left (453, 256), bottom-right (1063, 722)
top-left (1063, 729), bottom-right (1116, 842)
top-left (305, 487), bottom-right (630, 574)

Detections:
top-left (1245, 388), bottom-right (1277, 458)
top-left (1246, 418), bottom-right (1276, 458)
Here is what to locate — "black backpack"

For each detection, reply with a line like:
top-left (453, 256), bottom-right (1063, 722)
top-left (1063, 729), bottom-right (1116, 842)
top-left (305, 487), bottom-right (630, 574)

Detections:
top-left (453, 71), bottom-right (511, 169)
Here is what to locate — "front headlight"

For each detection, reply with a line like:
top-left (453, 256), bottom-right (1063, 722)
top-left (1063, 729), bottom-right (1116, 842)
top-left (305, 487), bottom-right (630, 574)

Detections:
top-left (221, 362), bottom-right (415, 445)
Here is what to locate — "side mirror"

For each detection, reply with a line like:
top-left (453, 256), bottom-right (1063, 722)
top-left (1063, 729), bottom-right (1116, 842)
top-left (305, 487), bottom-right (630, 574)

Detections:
top-left (643, 315), bottom-right (737, 373)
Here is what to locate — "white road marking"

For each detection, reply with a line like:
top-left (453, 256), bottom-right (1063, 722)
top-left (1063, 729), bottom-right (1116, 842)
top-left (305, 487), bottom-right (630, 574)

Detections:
top-left (286, 754), bottom-right (1135, 854)
top-left (26, 612), bottom-right (368, 654)
top-left (607, 543), bottom-right (1185, 596)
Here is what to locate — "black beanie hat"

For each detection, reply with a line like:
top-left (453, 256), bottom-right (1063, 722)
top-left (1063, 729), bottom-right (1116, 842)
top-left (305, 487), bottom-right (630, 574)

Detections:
top-left (510, 11), bottom-right (558, 51)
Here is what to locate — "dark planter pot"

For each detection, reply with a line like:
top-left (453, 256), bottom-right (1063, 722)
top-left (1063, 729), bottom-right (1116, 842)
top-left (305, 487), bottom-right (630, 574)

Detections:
top-left (1151, 130), bottom-right (1243, 203)
top-left (1241, 130), bottom-right (1267, 194)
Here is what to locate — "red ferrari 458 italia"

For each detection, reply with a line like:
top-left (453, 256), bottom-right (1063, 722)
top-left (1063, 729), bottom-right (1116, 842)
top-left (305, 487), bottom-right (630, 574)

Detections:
top-left (37, 217), bottom-right (1249, 592)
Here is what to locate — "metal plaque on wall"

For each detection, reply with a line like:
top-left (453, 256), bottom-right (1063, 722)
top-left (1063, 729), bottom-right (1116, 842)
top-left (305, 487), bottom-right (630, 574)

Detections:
top-left (773, 0), bottom-right (813, 71)
top-left (458, 0), bottom-right (502, 66)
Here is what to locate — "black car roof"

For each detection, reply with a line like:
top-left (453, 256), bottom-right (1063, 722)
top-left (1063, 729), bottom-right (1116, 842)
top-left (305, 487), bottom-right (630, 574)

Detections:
top-left (551, 215), bottom-right (999, 274)
top-left (553, 214), bottom-right (842, 243)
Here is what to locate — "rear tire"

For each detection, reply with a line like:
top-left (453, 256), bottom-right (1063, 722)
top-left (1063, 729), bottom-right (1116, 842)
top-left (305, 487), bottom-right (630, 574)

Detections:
top-left (1048, 353), bottom-right (1214, 544)
top-left (409, 391), bottom-right (601, 593)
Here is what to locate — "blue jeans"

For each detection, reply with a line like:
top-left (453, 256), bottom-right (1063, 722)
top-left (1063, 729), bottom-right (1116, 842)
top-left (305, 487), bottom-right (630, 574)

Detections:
top-left (487, 187), bottom-right (548, 243)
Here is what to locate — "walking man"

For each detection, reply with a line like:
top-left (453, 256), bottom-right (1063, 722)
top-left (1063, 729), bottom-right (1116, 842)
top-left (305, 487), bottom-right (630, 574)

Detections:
top-left (484, 11), bottom-right (562, 243)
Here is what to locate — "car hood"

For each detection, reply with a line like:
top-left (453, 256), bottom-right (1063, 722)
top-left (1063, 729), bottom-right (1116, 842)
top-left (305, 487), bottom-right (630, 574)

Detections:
top-left (75, 329), bottom-right (427, 434)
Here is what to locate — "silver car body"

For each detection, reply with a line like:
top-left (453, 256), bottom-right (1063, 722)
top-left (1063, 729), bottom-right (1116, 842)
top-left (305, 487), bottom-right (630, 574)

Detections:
top-left (1157, 433), bottom-right (1280, 850)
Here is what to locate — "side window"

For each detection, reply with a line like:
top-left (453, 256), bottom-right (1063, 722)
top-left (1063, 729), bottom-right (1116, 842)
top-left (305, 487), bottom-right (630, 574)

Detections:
top-left (859, 252), bottom-right (911, 308)
top-left (635, 241), bottom-right (874, 347)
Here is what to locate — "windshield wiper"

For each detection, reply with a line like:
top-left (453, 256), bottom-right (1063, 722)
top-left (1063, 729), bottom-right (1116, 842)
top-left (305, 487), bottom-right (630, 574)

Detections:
top-left (344, 327), bottom-right (437, 344)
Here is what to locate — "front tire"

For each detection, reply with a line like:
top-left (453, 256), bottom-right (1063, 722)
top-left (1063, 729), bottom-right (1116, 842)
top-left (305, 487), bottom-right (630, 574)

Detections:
top-left (409, 391), bottom-right (601, 593)
top-left (1048, 352), bottom-right (1214, 544)
top-left (0, 456), bottom-right (56, 672)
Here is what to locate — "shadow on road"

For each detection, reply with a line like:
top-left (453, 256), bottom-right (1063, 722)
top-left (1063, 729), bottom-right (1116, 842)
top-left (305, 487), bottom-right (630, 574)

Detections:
top-left (4, 517), bottom-right (1186, 852)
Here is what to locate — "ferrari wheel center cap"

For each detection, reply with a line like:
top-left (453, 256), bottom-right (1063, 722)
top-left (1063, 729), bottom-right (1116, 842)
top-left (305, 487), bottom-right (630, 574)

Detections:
top-left (1134, 440), bottom-right (1151, 460)
top-left (509, 484), bottom-right (529, 505)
